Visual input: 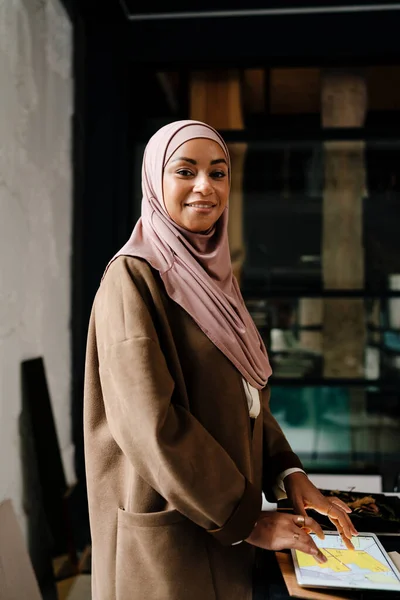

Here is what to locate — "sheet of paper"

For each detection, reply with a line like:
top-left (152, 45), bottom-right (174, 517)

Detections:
top-left (389, 551), bottom-right (400, 572)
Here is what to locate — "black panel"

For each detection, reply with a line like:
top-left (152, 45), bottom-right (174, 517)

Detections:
top-left (120, 0), bottom-right (400, 16)
top-left (71, 1), bottom-right (400, 67)
top-left (20, 358), bottom-right (67, 565)
top-left (123, 11), bottom-right (400, 67)
top-left (19, 367), bottom-right (58, 599)
top-left (70, 10), bottom-right (136, 552)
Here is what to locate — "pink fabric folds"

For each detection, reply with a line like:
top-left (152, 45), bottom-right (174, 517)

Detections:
top-left (103, 120), bottom-right (272, 389)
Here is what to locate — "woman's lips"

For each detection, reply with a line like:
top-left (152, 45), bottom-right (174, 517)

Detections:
top-left (185, 202), bottom-right (216, 213)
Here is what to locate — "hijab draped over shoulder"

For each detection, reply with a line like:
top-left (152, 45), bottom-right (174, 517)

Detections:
top-left (103, 120), bottom-right (272, 389)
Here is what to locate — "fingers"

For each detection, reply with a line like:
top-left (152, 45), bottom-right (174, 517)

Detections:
top-left (328, 516), bottom-right (355, 550)
top-left (292, 514), bottom-right (325, 541)
top-left (331, 497), bottom-right (352, 514)
top-left (290, 528), bottom-right (327, 564)
top-left (291, 501), bottom-right (308, 519)
top-left (331, 520), bottom-right (355, 550)
top-left (326, 502), bottom-right (358, 539)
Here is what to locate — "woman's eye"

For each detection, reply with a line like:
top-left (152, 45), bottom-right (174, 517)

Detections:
top-left (211, 171), bottom-right (227, 179)
top-left (176, 169), bottom-right (194, 177)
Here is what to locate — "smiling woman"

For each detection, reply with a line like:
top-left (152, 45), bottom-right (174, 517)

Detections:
top-left (83, 120), bottom-right (355, 600)
top-left (162, 138), bottom-right (230, 233)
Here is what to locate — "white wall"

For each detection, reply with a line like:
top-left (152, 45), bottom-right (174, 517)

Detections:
top-left (0, 0), bottom-right (74, 534)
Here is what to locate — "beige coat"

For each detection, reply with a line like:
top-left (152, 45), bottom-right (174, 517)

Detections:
top-left (84, 256), bottom-right (302, 600)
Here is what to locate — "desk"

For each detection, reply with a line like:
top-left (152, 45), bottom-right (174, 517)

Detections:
top-left (275, 551), bottom-right (353, 599)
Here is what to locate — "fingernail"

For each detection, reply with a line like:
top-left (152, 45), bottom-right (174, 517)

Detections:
top-left (317, 554), bottom-right (327, 564)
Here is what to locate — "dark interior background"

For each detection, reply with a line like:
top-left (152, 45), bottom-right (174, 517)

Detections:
top-left (61, 0), bottom-right (400, 548)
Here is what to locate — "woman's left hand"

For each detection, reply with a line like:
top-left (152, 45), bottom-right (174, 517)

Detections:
top-left (283, 472), bottom-right (358, 550)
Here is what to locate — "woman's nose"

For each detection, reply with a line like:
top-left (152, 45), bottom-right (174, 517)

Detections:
top-left (193, 175), bottom-right (213, 195)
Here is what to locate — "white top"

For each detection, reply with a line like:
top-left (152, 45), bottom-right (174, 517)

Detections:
top-left (242, 378), bottom-right (261, 418)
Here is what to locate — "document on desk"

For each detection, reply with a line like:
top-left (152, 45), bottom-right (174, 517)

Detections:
top-left (292, 532), bottom-right (400, 592)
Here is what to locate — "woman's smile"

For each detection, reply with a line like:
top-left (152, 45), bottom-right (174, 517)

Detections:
top-left (184, 201), bottom-right (217, 213)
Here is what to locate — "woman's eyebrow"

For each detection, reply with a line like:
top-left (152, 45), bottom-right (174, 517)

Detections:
top-left (171, 156), bottom-right (196, 164)
top-left (171, 157), bottom-right (227, 166)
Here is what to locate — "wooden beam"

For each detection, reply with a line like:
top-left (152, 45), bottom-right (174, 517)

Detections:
top-left (242, 69), bottom-right (266, 114)
top-left (321, 69), bottom-right (367, 379)
top-left (190, 70), bottom-right (244, 130)
top-left (270, 68), bottom-right (320, 114)
top-left (367, 66), bottom-right (400, 111)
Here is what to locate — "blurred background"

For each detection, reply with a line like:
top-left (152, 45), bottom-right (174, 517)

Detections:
top-left (2, 1), bottom-right (400, 597)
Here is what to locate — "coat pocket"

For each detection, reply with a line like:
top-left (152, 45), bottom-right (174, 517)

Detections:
top-left (115, 508), bottom-right (216, 600)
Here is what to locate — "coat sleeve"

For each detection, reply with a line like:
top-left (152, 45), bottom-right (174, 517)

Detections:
top-left (93, 258), bottom-right (261, 546)
top-left (261, 386), bottom-right (304, 501)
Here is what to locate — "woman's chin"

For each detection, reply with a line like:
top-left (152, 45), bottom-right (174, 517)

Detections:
top-left (179, 216), bottom-right (217, 233)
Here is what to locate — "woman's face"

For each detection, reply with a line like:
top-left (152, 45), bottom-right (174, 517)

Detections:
top-left (162, 138), bottom-right (229, 233)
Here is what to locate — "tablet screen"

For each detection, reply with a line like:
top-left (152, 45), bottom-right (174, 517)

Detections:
top-left (292, 532), bottom-right (400, 592)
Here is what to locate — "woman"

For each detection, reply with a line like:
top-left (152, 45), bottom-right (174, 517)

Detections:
top-left (84, 120), bottom-right (357, 600)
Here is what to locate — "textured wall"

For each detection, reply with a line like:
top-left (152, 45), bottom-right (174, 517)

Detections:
top-left (0, 0), bottom-right (73, 534)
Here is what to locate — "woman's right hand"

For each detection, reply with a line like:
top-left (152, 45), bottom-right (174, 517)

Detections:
top-left (245, 511), bottom-right (328, 564)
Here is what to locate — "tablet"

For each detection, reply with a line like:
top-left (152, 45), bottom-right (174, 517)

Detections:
top-left (291, 531), bottom-right (400, 592)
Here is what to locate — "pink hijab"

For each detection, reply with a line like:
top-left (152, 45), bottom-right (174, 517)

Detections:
top-left (104, 120), bottom-right (272, 389)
